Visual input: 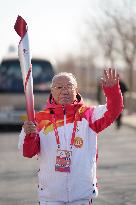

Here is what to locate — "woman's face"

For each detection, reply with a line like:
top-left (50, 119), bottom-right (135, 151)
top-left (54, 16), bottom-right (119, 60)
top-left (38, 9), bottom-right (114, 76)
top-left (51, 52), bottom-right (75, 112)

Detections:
top-left (51, 76), bottom-right (78, 105)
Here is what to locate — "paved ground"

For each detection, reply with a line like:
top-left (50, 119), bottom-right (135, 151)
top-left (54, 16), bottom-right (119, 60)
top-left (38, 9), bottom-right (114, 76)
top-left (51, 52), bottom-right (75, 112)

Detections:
top-left (0, 123), bottom-right (136, 205)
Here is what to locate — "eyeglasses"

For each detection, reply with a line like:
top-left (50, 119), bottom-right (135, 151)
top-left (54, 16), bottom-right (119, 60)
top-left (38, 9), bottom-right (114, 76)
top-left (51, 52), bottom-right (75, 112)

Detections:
top-left (52, 84), bottom-right (75, 91)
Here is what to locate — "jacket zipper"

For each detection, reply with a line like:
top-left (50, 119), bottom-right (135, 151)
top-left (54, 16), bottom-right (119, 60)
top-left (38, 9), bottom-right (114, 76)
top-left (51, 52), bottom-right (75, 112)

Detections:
top-left (62, 105), bottom-right (70, 202)
top-left (62, 105), bottom-right (68, 148)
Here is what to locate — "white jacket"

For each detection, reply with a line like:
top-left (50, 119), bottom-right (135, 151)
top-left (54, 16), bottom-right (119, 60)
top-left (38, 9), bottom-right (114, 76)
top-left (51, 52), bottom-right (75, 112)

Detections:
top-left (18, 84), bottom-right (123, 202)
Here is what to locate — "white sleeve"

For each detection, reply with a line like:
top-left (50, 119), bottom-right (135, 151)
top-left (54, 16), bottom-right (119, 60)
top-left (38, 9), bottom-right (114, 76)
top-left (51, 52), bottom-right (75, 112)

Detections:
top-left (18, 127), bottom-right (26, 154)
top-left (92, 105), bottom-right (107, 123)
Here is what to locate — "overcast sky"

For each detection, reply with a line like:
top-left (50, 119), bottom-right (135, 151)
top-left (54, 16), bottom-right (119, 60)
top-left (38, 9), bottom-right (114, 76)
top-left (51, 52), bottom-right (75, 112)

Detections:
top-left (0, 0), bottom-right (133, 62)
top-left (0, 0), bottom-right (100, 62)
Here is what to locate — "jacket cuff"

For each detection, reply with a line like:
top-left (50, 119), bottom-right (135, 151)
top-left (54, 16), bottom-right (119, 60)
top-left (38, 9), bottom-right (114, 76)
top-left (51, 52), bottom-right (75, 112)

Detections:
top-left (103, 82), bottom-right (121, 96)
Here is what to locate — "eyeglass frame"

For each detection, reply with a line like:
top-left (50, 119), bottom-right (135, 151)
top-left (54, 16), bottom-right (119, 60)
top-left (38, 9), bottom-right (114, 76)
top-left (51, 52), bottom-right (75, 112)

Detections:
top-left (51, 83), bottom-right (76, 91)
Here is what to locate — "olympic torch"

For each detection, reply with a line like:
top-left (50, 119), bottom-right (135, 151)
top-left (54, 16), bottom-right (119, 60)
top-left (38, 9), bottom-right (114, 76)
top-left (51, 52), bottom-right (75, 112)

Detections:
top-left (14, 16), bottom-right (38, 134)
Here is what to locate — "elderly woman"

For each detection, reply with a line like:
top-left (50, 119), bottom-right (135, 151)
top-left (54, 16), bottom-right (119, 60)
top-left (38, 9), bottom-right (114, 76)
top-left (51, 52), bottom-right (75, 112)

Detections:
top-left (19, 68), bottom-right (123, 205)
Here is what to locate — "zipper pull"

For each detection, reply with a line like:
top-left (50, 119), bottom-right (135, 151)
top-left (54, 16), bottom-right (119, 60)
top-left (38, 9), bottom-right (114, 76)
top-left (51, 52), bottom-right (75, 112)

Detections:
top-left (62, 105), bottom-right (66, 115)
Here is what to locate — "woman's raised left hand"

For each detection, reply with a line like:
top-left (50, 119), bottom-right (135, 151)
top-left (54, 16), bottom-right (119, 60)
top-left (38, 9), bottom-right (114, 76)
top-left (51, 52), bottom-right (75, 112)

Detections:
top-left (101, 68), bottom-right (119, 87)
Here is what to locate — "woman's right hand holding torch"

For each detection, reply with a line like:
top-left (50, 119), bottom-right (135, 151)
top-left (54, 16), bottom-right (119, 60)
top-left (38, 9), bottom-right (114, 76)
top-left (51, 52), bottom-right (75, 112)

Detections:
top-left (23, 121), bottom-right (37, 135)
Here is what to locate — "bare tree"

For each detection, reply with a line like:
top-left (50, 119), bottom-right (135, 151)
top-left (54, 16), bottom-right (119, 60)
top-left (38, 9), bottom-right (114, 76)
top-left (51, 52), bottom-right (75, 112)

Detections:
top-left (103, 9), bottom-right (136, 92)
top-left (82, 0), bottom-right (136, 92)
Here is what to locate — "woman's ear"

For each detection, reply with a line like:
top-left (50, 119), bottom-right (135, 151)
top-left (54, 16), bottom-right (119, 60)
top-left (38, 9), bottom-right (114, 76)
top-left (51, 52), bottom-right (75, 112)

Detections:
top-left (49, 93), bottom-right (53, 103)
top-left (76, 93), bottom-right (81, 101)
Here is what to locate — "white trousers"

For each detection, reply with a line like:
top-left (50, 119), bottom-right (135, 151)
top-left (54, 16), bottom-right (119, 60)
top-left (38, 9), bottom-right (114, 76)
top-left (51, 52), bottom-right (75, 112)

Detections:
top-left (39, 199), bottom-right (92, 205)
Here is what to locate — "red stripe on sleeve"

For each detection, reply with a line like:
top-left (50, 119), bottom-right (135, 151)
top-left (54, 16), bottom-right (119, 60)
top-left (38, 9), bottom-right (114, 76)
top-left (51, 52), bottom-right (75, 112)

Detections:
top-left (90, 83), bottom-right (123, 133)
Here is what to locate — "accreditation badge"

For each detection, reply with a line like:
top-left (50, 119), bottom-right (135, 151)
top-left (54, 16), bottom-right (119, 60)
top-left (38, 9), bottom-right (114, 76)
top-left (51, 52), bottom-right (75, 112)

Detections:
top-left (74, 137), bottom-right (83, 148)
top-left (55, 149), bottom-right (72, 172)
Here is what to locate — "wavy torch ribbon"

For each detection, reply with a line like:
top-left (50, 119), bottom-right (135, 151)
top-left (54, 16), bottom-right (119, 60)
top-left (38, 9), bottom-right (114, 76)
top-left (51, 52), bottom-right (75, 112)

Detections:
top-left (14, 15), bottom-right (35, 122)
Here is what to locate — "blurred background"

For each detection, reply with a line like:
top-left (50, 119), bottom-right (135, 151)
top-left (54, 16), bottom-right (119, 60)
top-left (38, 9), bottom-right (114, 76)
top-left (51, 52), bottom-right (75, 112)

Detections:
top-left (0, 0), bottom-right (136, 204)
top-left (1, 0), bottom-right (136, 112)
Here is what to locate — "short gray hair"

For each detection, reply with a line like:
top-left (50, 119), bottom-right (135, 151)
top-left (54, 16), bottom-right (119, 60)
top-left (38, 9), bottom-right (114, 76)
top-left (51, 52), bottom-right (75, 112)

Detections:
top-left (51, 72), bottom-right (77, 88)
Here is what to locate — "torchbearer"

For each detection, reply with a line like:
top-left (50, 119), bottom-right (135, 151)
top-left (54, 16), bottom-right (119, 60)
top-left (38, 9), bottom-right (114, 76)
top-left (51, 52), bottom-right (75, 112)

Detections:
top-left (14, 16), bottom-right (39, 156)
top-left (16, 17), bottom-right (124, 205)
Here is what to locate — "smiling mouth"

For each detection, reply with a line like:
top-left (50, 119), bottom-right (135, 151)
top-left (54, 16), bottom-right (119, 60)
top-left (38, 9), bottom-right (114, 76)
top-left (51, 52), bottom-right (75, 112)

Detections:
top-left (59, 96), bottom-right (70, 102)
top-left (60, 98), bottom-right (69, 102)
top-left (60, 95), bottom-right (70, 99)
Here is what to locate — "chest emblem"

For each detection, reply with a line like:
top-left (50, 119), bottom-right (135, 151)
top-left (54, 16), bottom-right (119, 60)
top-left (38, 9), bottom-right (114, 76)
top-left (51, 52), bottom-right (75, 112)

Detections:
top-left (55, 150), bottom-right (72, 172)
top-left (74, 137), bottom-right (83, 148)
